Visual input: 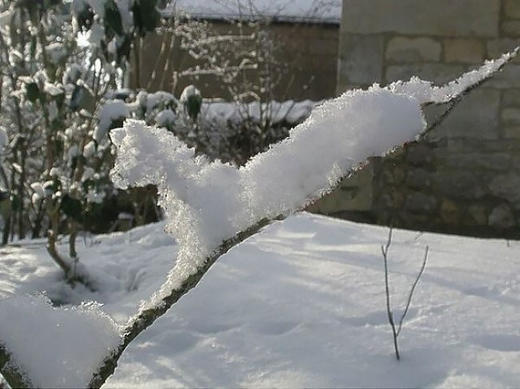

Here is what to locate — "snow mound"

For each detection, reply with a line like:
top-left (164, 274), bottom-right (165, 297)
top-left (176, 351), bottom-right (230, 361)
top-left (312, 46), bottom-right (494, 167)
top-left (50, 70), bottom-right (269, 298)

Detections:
top-left (0, 295), bottom-right (121, 388)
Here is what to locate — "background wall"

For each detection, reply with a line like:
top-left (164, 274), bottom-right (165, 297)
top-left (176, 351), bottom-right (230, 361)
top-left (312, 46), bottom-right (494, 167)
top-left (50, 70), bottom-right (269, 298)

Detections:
top-left (311, 0), bottom-right (520, 237)
top-left (135, 21), bottom-right (339, 101)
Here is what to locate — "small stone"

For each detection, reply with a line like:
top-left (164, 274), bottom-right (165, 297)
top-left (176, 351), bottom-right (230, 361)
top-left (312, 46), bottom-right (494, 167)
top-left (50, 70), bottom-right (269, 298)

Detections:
top-left (467, 204), bottom-right (488, 225)
top-left (434, 171), bottom-right (487, 200)
top-left (440, 199), bottom-right (460, 224)
top-left (337, 34), bottom-right (385, 86)
top-left (406, 143), bottom-right (433, 166)
top-left (404, 192), bottom-right (437, 214)
top-left (444, 38), bottom-right (484, 63)
top-left (502, 20), bottom-right (520, 36)
top-left (341, 0), bottom-right (500, 37)
top-left (505, 0), bottom-right (520, 19)
top-left (503, 125), bottom-right (520, 139)
top-left (488, 204), bottom-right (516, 229)
top-left (386, 37), bottom-right (441, 63)
top-left (503, 90), bottom-right (520, 107)
top-left (378, 189), bottom-right (405, 209)
top-left (406, 168), bottom-right (431, 189)
top-left (393, 166), bottom-right (406, 184)
top-left (502, 108), bottom-right (520, 125)
top-left (489, 173), bottom-right (520, 205)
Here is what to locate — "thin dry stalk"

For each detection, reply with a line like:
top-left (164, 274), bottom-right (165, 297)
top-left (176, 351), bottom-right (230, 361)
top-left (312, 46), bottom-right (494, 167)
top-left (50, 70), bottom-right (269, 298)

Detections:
top-left (381, 227), bottom-right (429, 360)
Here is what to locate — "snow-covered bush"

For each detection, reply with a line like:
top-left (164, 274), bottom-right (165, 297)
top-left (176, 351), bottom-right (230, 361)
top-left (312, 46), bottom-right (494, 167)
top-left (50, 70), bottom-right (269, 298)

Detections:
top-left (0, 0), bottom-right (164, 283)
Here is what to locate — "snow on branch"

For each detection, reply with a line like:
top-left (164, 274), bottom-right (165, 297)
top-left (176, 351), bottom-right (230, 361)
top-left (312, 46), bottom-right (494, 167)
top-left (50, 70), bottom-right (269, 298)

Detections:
top-left (88, 50), bottom-right (520, 388)
top-left (111, 88), bottom-right (425, 306)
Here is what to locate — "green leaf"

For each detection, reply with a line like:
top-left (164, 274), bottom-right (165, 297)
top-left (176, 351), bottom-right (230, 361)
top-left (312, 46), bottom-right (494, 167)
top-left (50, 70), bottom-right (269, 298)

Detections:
top-left (25, 82), bottom-right (40, 103)
top-left (60, 194), bottom-right (83, 222)
top-left (132, 0), bottom-right (160, 36)
top-left (185, 94), bottom-right (202, 121)
top-left (75, 5), bottom-right (94, 30)
top-left (70, 85), bottom-right (95, 113)
top-left (104, 0), bottom-right (124, 36)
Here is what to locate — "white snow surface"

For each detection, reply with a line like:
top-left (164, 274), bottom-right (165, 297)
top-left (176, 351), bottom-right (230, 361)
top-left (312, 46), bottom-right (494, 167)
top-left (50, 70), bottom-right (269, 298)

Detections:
top-left (95, 100), bottom-right (130, 142)
top-left (0, 222), bottom-right (176, 386)
top-left (103, 213), bottom-right (520, 388)
top-left (2, 214), bottom-right (520, 387)
top-left (0, 295), bottom-right (120, 388)
top-left (170, 0), bottom-right (342, 23)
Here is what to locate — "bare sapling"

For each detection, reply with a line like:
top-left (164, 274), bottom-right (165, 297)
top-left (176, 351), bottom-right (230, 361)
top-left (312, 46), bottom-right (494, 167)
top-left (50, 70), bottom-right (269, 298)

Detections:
top-left (381, 227), bottom-right (429, 360)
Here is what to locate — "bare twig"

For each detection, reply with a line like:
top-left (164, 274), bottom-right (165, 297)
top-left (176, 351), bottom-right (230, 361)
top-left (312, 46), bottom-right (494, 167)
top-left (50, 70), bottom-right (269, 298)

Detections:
top-left (396, 246), bottom-right (429, 337)
top-left (381, 227), bottom-right (400, 360)
top-left (420, 47), bottom-right (519, 140)
top-left (381, 227), bottom-right (429, 360)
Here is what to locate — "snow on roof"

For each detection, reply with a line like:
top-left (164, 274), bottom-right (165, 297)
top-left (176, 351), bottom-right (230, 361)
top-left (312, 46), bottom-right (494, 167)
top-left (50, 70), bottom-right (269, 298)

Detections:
top-left (168, 0), bottom-right (342, 24)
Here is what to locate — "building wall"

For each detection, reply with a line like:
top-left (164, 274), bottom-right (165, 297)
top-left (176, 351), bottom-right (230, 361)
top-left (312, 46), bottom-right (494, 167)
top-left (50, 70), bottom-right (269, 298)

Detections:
top-left (134, 21), bottom-right (339, 101)
top-left (311, 0), bottom-right (520, 237)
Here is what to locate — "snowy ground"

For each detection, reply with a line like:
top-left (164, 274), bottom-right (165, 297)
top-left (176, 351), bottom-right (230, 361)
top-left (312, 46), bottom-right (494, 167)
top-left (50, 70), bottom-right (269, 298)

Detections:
top-left (1, 213), bottom-right (520, 387)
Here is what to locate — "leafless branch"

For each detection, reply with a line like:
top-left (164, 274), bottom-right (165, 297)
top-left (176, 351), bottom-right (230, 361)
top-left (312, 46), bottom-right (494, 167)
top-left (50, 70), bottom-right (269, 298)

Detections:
top-left (397, 246), bottom-right (429, 337)
top-left (381, 227), bottom-right (429, 361)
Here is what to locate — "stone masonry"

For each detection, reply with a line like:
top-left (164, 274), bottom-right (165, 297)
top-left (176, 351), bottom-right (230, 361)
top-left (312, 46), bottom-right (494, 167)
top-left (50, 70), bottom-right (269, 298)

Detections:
top-left (310, 0), bottom-right (520, 237)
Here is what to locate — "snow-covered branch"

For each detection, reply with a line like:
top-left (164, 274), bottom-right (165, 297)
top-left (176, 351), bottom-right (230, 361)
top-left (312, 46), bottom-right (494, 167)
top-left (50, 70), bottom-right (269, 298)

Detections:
top-left (86, 51), bottom-right (518, 387)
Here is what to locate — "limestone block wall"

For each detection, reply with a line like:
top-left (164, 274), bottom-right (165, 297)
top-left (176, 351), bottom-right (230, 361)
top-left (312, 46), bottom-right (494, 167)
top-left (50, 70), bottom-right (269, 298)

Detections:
top-left (311, 0), bottom-right (520, 237)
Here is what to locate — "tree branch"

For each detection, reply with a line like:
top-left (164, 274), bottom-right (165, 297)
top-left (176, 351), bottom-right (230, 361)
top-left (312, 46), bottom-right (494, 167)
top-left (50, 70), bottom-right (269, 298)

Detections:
top-left (88, 216), bottom-right (281, 388)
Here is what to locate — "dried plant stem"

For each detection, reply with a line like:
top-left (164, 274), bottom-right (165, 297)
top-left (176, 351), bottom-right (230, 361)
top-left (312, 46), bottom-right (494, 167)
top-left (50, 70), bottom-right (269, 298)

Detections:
top-left (381, 227), bottom-right (429, 360)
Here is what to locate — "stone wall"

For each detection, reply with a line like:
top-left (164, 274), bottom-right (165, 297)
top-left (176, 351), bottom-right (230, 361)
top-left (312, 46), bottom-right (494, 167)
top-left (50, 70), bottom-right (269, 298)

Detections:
top-left (311, 0), bottom-right (520, 237)
top-left (135, 21), bottom-right (339, 101)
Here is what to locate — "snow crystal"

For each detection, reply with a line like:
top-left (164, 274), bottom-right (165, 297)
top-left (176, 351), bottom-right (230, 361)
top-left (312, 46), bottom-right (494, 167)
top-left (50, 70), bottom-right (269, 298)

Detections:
top-left (95, 100), bottom-right (130, 142)
top-left (155, 109), bottom-right (176, 127)
top-left (180, 85), bottom-right (201, 104)
top-left (0, 294), bottom-right (121, 388)
top-left (145, 91), bottom-right (176, 113)
top-left (389, 49), bottom-right (518, 104)
top-left (30, 183), bottom-right (45, 198)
